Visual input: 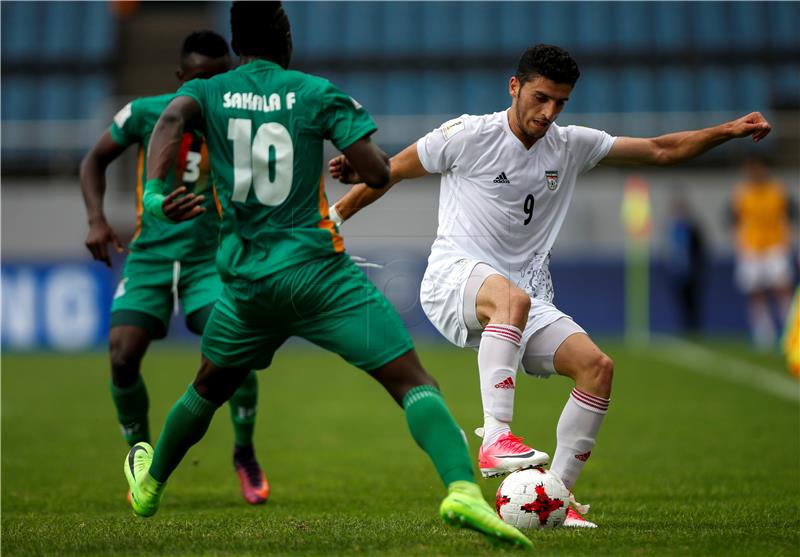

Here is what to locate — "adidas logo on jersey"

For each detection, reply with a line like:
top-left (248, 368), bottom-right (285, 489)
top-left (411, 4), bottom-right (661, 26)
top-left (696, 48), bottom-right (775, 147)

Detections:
top-left (494, 377), bottom-right (515, 389)
top-left (493, 172), bottom-right (510, 184)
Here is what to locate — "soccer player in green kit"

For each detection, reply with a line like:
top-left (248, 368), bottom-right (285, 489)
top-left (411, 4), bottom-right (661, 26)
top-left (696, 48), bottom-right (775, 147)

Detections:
top-left (80, 30), bottom-right (269, 505)
top-left (122, 1), bottom-right (532, 548)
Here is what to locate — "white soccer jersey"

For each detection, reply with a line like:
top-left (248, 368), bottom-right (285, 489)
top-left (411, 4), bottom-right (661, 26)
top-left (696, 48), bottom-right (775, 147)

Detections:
top-left (417, 110), bottom-right (616, 301)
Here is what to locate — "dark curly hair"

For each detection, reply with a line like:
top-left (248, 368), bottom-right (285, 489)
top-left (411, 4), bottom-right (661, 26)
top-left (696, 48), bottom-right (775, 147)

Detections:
top-left (180, 30), bottom-right (229, 67)
top-left (516, 44), bottom-right (580, 86)
top-left (230, 1), bottom-right (292, 66)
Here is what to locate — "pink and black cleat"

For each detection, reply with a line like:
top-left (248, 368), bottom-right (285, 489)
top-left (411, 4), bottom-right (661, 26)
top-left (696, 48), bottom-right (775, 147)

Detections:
top-left (233, 445), bottom-right (270, 505)
top-left (477, 430), bottom-right (550, 478)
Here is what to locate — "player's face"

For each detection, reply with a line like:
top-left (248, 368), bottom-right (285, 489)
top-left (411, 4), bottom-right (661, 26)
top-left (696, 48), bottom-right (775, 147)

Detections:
top-left (744, 159), bottom-right (768, 183)
top-left (178, 53), bottom-right (232, 83)
top-left (509, 75), bottom-right (572, 142)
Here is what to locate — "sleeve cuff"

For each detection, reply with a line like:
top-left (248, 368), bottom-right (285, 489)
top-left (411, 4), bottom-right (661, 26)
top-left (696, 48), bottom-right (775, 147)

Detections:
top-left (334, 124), bottom-right (378, 152)
top-left (142, 178), bottom-right (171, 222)
top-left (109, 125), bottom-right (129, 146)
top-left (415, 139), bottom-right (435, 174)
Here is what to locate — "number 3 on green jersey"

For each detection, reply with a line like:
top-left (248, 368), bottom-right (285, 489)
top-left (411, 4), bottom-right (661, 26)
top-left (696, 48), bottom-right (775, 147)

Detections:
top-left (228, 118), bottom-right (293, 206)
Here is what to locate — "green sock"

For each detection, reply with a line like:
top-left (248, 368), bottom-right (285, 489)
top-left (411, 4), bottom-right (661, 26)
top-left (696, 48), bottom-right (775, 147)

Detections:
top-left (148, 386), bottom-right (220, 483)
top-left (110, 376), bottom-right (150, 446)
top-left (403, 385), bottom-right (475, 487)
top-left (228, 371), bottom-right (258, 447)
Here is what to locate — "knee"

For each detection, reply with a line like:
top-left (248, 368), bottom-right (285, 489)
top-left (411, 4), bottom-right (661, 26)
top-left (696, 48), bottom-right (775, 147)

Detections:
top-left (194, 360), bottom-right (250, 405)
top-left (109, 332), bottom-right (145, 382)
top-left (582, 353), bottom-right (614, 396)
top-left (505, 288), bottom-right (531, 329)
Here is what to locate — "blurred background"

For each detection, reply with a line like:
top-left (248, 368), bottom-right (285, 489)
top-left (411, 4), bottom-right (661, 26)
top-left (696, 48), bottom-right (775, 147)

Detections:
top-left (2, 0), bottom-right (798, 351)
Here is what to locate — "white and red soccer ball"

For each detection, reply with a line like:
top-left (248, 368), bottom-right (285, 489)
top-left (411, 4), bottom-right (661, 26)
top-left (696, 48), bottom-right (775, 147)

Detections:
top-left (496, 467), bottom-right (569, 529)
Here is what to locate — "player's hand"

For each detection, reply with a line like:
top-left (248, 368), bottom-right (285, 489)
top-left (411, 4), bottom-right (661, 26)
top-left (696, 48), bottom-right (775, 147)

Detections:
top-left (162, 186), bottom-right (206, 222)
top-left (730, 112), bottom-right (772, 142)
top-left (85, 219), bottom-right (124, 267)
top-left (329, 155), bottom-right (362, 184)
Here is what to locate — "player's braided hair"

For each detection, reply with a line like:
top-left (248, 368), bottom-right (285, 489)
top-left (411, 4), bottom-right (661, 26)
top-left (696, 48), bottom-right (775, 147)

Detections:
top-left (230, 1), bottom-right (291, 64)
top-left (516, 44), bottom-right (580, 86)
top-left (180, 30), bottom-right (229, 64)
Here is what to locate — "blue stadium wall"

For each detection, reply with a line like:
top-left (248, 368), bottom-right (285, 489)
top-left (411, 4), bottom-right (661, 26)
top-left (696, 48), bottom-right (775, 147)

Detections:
top-left (1, 255), bottom-right (756, 351)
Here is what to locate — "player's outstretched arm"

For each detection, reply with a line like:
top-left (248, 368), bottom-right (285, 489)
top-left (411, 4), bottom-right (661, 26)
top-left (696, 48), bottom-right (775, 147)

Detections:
top-left (144, 96), bottom-right (206, 222)
top-left (329, 141), bottom-right (429, 223)
top-left (601, 112), bottom-right (772, 167)
top-left (79, 131), bottom-right (128, 266)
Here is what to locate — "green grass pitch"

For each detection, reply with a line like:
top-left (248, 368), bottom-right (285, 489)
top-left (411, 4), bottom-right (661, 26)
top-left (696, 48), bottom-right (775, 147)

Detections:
top-left (2, 340), bottom-right (798, 556)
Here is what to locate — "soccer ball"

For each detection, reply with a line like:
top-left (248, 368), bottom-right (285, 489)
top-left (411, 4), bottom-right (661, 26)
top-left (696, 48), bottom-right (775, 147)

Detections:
top-left (495, 468), bottom-right (569, 529)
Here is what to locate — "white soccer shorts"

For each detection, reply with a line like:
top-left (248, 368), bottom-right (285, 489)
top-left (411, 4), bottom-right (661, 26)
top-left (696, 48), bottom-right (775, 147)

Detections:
top-left (420, 257), bottom-right (584, 376)
top-left (735, 248), bottom-right (793, 293)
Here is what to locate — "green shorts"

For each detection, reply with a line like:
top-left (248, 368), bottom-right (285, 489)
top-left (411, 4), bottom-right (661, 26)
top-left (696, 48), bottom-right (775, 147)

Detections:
top-left (201, 254), bottom-right (414, 371)
top-left (110, 250), bottom-right (222, 338)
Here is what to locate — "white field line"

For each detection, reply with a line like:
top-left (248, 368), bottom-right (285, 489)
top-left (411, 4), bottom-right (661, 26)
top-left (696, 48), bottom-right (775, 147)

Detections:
top-left (648, 335), bottom-right (800, 404)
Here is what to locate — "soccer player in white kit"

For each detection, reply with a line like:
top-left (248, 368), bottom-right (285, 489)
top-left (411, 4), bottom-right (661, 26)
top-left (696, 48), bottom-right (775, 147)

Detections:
top-left (328, 45), bottom-right (772, 527)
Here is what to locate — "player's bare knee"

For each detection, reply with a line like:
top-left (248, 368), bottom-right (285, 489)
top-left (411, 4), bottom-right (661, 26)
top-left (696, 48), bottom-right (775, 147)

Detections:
top-left (489, 286), bottom-right (529, 329)
top-left (109, 334), bottom-right (144, 379)
top-left (193, 361), bottom-right (248, 404)
top-left (508, 288), bottom-right (531, 328)
top-left (584, 353), bottom-right (614, 395)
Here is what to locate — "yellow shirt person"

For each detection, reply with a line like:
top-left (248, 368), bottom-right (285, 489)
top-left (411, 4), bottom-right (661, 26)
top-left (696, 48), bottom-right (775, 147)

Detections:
top-left (730, 156), bottom-right (795, 350)
top-left (732, 178), bottom-right (791, 256)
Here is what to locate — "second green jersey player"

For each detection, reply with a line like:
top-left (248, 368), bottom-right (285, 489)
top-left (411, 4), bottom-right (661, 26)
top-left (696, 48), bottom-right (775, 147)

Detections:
top-left (80, 30), bottom-right (269, 505)
top-left (122, 1), bottom-right (532, 549)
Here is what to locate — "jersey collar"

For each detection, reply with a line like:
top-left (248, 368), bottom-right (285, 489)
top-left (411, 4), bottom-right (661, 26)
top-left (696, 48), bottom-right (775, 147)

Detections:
top-left (236, 59), bottom-right (283, 73)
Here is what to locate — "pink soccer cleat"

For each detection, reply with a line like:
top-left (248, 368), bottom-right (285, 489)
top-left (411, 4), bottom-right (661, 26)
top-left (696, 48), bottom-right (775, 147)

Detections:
top-left (233, 445), bottom-right (270, 505)
top-left (477, 431), bottom-right (550, 478)
top-left (564, 506), bottom-right (597, 528)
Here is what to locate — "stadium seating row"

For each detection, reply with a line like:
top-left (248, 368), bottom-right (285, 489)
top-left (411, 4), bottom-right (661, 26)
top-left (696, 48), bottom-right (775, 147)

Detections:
top-left (3, 75), bottom-right (112, 121)
top-left (4, 63), bottom-right (798, 122)
top-left (276, 1), bottom-right (799, 55)
top-left (2, 1), bottom-right (115, 61)
top-left (313, 66), bottom-right (799, 116)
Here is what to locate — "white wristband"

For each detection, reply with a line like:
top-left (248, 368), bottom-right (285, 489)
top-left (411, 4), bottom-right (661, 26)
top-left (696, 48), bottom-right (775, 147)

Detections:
top-left (329, 205), bottom-right (344, 226)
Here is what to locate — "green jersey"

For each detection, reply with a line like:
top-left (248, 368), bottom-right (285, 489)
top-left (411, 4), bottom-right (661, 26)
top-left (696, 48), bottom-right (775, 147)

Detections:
top-left (110, 93), bottom-right (219, 261)
top-left (177, 59), bottom-right (376, 284)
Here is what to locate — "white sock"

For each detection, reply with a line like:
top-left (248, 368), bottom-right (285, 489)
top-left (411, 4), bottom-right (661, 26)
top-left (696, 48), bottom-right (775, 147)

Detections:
top-left (478, 324), bottom-right (522, 447)
top-left (551, 388), bottom-right (609, 490)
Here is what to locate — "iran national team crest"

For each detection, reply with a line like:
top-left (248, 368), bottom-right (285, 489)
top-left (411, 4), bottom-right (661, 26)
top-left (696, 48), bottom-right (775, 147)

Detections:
top-left (545, 170), bottom-right (559, 190)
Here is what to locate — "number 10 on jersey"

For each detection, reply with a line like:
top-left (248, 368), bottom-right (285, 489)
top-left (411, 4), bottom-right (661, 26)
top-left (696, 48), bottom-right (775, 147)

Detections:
top-left (228, 118), bottom-right (294, 206)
